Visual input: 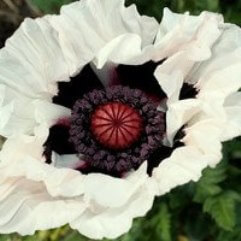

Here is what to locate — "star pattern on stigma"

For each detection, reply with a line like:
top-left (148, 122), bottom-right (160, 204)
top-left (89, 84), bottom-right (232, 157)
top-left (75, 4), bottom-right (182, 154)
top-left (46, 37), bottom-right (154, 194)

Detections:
top-left (44, 62), bottom-right (198, 177)
top-left (90, 102), bottom-right (143, 150)
top-left (69, 86), bottom-right (165, 175)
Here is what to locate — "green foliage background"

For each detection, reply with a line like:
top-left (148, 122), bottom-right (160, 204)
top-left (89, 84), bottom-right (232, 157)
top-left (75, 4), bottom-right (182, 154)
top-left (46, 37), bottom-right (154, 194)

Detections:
top-left (2, 0), bottom-right (241, 240)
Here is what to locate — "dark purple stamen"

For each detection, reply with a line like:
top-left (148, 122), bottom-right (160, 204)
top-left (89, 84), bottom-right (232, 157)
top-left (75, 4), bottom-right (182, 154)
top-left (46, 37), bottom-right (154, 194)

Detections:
top-left (45, 60), bottom-right (198, 177)
top-left (116, 60), bottom-right (167, 103)
top-left (69, 86), bottom-right (165, 174)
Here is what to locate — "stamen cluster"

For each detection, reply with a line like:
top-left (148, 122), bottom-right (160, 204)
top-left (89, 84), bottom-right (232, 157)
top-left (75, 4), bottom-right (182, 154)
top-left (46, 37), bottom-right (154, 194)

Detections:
top-left (69, 86), bottom-right (165, 174)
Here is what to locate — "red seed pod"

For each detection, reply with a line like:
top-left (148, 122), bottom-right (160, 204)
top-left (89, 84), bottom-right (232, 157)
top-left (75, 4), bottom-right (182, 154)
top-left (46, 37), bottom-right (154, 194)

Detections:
top-left (91, 102), bottom-right (143, 150)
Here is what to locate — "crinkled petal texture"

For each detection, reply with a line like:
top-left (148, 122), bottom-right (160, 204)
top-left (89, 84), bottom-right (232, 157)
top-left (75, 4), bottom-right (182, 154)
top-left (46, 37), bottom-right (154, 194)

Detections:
top-left (0, 0), bottom-right (241, 239)
top-left (0, 127), bottom-right (156, 239)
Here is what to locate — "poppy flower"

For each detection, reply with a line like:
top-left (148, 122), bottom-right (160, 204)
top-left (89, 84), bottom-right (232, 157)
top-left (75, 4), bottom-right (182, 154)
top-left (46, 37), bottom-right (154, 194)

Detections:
top-left (0, 0), bottom-right (240, 239)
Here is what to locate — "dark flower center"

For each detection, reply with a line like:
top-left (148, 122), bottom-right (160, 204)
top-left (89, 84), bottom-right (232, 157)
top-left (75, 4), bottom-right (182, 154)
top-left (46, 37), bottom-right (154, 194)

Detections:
top-left (44, 61), bottom-right (198, 177)
top-left (90, 102), bottom-right (143, 150)
top-left (68, 86), bottom-right (165, 175)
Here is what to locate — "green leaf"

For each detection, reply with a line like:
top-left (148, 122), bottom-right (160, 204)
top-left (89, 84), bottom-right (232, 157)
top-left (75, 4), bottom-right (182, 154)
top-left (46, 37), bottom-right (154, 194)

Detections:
top-left (217, 226), bottom-right (241, 241)
top-left (30, 0), bottom-right (76, 13)
top-left (194, 183), bottom-right (222, 203)
top-left (195, 0), bottom-right (219, 12)
top-left (194, 161), bottom-right (227, 203)
top-left (126, 0), bottom-right (172, 20)
top-left (0, 235), bottom-right (14, 241)
top-left (184, 211), bottom-right (211, 241)
top-left (62, 231), bottom-right (89, 241)
top-left (203, 192), bottom-right (239, 231)
top-left (115, 219), bottom-right (145, 241)
top-left (142, 203), bottom-right (172, 241)
top-left (116, 201), bottom-right (172, 241)
top-left (148, 203), bottom-right (172, 241)
top-left (158, 204), bottom-right (172, 241)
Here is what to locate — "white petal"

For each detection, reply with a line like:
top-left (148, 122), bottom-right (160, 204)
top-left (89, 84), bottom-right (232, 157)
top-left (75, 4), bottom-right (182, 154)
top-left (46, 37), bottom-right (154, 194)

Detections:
top-left (0, 177), bottom-right (86, 235)
top-left (185, 24), bottom-right (241, 144)
top-left (192, 25), bottom-right (241, 128)
top-left (155, 67), bottom-right (183, 103)
top-left (222, 92), bottom-right (241, 140)
top-left (222, 106), bottom-right (241, 141)
top-left (153, 10), bottom-right (223, 104)
top-left (90, 62), bottom-right (118, 87)
top-left (188, 24), bottom-right (241, 85)
top-left (1, 17), bottom-right (69, 98)
top-left (183, 119), bottom-right (223, 167)
top-left (166, 99), bottom-right (201, 145)
top-left (153, 146), bottom-right (208, 196)
top-left (34, 100), bottom-right (71, 126)
top-left (154, 8), bottom-right (223, 60)
top-left (0, 17), bottom-right (70, 137)
top-left (153, 117), bottom-right (224, 195)
top-left (0, 130), bottom-right (157, 239)
top-left (70, 178), bottom-right (156, 239)
top-left (0, 85), bottom-right (36, 137)
top-left (82, 162), bottom-right (149, 208)
top-left (197, 63), bottom-right (241, 104)
top-left (224, 92), bottom-right (241, 106)
top-left (52, 152), bottom-right (86, 169)
top-left (50, 0), bottom-right (158, 73)
top-left (94, 34), bottom-right (143, 68)
top-left (0, 89), bottom-right (70, 138)
top-left (0, 136), bottom-right (85, 198)
top-left (0, 133), bottom-right (155, 208)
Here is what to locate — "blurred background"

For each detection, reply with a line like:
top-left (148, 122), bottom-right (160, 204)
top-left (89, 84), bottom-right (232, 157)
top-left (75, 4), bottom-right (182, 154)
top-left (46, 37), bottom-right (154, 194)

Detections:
top-left (0, 0), bottom-right (241, 240)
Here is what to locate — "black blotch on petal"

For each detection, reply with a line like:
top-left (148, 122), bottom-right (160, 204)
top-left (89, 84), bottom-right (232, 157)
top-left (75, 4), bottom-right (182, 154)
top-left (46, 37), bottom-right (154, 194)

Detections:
top-left (147, 146), bottom-right (173, 175)
top-left (43, 124), bottom-right (76, 163)
top-left (53, 64), bottom-right (104, 109)
top-left (147, 127), bottom-right (185, 176)
top-left (116, 60), bottom-right (167, 100)
top-left (179, 83), bottom-right (198, 100)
